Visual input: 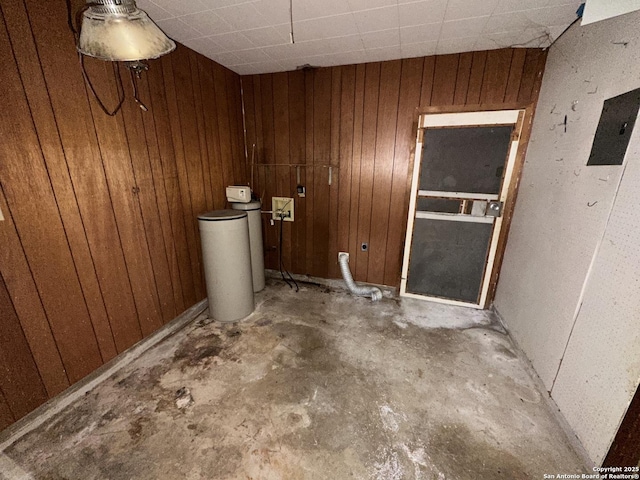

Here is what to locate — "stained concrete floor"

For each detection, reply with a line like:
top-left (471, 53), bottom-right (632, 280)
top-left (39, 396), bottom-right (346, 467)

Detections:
top-left (1, 279), bottom-right (587, 479)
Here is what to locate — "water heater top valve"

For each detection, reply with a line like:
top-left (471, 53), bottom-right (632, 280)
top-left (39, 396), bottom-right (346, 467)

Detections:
top-left (226, 186), bottom-right (251, 203)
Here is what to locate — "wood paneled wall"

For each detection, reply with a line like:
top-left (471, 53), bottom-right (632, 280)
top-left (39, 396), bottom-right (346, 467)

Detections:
top-left (242, 48), bottom-right (546, 286)
top-left (0, 1), bottom-right (246, 427)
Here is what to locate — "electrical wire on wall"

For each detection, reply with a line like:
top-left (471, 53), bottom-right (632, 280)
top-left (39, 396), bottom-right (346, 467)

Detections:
top-left (277, 198), bottom-right (299, 292)
top-left (66, 0), bottom-right (125, 116)
top-left (65, 0), bottom-right (169, 115)
top-left (289, 0), bottom-right (295, 44)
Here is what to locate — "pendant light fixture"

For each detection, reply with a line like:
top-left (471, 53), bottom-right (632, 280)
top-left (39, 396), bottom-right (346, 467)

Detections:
top-left (68, 0), bottom-right (175, 115)
top-left (77, 0), bottom-right (175, 62)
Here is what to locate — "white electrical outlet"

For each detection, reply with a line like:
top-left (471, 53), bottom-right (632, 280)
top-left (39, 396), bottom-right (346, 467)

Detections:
top-left (272, 197), bottom-right (294, 222)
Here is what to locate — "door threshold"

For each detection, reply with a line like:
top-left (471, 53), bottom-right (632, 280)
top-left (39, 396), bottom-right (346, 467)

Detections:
top-left (400, 290), bottom-right (484, 309)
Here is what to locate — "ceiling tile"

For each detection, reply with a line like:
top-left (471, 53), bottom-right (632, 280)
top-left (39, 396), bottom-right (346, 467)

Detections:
top-left (495, 0), bottom-right (551, 14)
top-left (295, 14), bottom-right (358, 41)
top-left (400, 23), bottom-right (442, 44)
top-left (177, 11), bottom-right (234, 36)
top-left (150, 0), bottom-right (581, 74)
top-left (366, 45), bottom-right (402, 62)
top-left (214, 3), bottom-right (272, 30)
top-left (361, 29), bottom-right (400, 49)
top-left (182, 37), bottom-right (224, 57)
top-left (320, 50), bottom-right (368, 65)
top-left (210, 51), bottom-right (242, 65)
top-left (251, 0), bottom-right (291, 25)
top-left (241, 25), bottom-right (291, 47)
top-left (233, 61), bottom-right (283, 75)
top-left (200, 0), bottom-right (254, 7)
top-left (524, 4), bottom-right (580, 26)
top-left (483, 11), bottom-right (532, 33)
top-left (232, 48), bottom-right (271, 65)
top-left (277, 57), bottom-right (311, 70)
top-left (511, 26), bottom-right (555, 47)
top-left (156, 18), bottom-right (201, 41)
top-left (347, 0), bottom-right (399, 12)
top-left (300, 55), bottom-right (339, 68)
top-left (474, 31), bottom-right (523, 50)
top-left (289, 40), bottom-right (335, 57)
top-left (436, 36), bottom-right (477, 54)
top-left (262, 41), bottom-right (344, 60)
top-left (326, 34), bottom-right (365, 51)
top-left (207, 31), bottom-right (256, 51)
top-left (400, 40), bottom-right (438, 58)
top-left (293, 0), bottom-right (351, 20)
top-left (547, 24), bottom-right (567, 41)
top-left (398, 0), bottom-right (448, 27)
top-left (353, 6), bottom-right (399, 33)
top-left (151, 0), bottom-right (209, 17)
top-left (440, 16), bottom-right (489, 39)
top-left (137, 0), bottom-right (173, 22)
top-left (444, 0), bottom-right (500, 21)
top-left (261, 44), bottom-right (299, 60)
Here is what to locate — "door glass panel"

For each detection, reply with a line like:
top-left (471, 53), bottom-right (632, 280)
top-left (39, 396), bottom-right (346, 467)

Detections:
top-left (416, 198), bottom-right (460, 213)
top-left (419, 126), bottom-right (513, 194)
top-left (407, 218), bottom-right (493, 303)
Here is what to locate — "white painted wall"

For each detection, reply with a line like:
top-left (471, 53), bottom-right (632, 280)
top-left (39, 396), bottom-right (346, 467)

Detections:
top-left (495, 10), bottom-right (640, 465)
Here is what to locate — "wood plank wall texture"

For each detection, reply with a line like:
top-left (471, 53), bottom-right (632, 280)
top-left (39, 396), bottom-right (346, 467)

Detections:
top-left (242, 48), bottom-right (546, 286)
top-left (0, 1), bottom-right (246, 428)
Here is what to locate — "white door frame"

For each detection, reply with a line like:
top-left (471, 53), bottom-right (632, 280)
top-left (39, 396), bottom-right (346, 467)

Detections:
top-left (400, 109), bottom-right (524, 309)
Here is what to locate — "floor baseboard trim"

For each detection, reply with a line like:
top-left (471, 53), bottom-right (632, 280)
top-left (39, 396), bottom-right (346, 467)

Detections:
top-left (0, 299), bottom-right (207, 452)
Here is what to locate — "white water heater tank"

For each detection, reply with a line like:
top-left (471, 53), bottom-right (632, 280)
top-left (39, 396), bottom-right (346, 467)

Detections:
top-left (198, 210), bottom-right (254, 322)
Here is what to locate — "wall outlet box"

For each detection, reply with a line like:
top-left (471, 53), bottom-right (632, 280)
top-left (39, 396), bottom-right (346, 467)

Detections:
top-left (272, 197), bottom-right (294, 222)
top-left (226, 186), bottom-right (251, 203)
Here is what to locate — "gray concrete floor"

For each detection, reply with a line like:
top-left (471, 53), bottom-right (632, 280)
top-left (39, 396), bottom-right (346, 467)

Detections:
top-left (2, 280), bottom-right (587, 479)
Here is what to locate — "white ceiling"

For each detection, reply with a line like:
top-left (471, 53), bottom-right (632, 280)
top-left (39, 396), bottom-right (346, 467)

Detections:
top-left (136, 0), bottom-right (582, 75)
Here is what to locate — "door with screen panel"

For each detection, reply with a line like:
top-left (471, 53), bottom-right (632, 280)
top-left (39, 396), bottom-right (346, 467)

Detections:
top-left (400, 110), bottom-right (523, 308)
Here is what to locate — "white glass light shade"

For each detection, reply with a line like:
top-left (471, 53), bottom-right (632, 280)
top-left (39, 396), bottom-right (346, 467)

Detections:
top-left (78, 4), bottom-right (175, 61)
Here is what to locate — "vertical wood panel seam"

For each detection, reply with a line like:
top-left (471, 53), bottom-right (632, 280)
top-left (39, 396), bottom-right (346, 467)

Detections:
top-left (17, 0), bottom-right (118, 354)
top-left (352, 67), bottom-right (366, 257)
top-left (204, 62), bottom-right (225, 208)
top-left (144, 69), bottom-right (187, 306)
top-left (0, 385), bottom-right (15, 421)
top-left (82, 82), bottom-right (145, 340)
top-left (117, 81), bottom-right (167, 325)
top-left (515, 54), bottom-right (527, 102)
top-left (463, 54), bottom-right (471, 104)
top-left (364, 65), bottom-right (382, 266)
top-left (2, 2), bottom-right (107, 363)
top-left (502, 50), bottom-right (516, 104)
top-left (0, 270), bottom-right (50, 404)
top-left (428, 57), bottom-right (436, 106)
top-left (452, 55), bottom-right (461, 105)
top-left (382, 60), bottom-right (410, 282)
top-left (155, 60), bottom-right (196, 305)
top-left (478, 53), bottom-right (489, 103)
top-left (137, 78), bottom-right (182, 314)
top-left (0, 183), bottom-right (70, 386)
top-left (188, 53), bottom-right (211, 209)
top-left (211, 63), bottom-right (230, 195)
top-left (3, 8), bottom-right (106, 362)
top-left (169, 56), bottom-right (199, 294)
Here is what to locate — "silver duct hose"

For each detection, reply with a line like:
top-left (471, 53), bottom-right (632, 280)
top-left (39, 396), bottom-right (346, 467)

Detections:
top-left (338, 252), bottom-right (383, 302)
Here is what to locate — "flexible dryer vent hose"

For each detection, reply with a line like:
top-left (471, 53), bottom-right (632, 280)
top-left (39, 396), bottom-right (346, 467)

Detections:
top-left (338, 252), bottom-right (383, 302)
